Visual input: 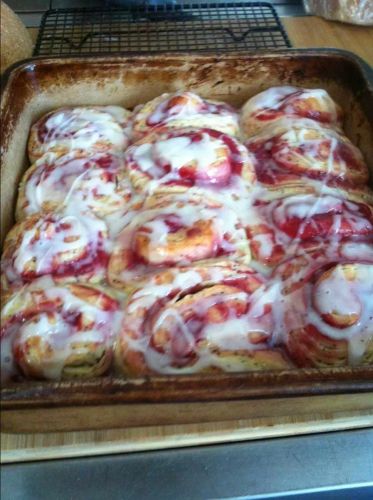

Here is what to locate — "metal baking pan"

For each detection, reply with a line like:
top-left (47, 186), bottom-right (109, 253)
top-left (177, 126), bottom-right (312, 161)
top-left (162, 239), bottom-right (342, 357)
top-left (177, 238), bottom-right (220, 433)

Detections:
top-left (1, 49), bottom-right (373, 433)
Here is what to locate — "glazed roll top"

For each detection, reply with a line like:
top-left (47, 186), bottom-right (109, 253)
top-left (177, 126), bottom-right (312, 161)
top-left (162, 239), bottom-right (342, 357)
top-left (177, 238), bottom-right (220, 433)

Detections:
top-left (246, 187), bottom-right (373, 269)
top-left (240, 86), bottom-right (343, 138)
top-left (2, 209), bottom-right (110, 288)
top-left (28, 106), bottom-right (132, 162)
top-left (246, 120), bottom-right (369, 188)
top-left (131, 92), bottom-right (240, 140)
top-left (116, 262), bottom-right (293, 375)
top-left (108, 193), bottom-right (251, 287)
top-left (275, 249), bottom-right (373, 367)
top-left (1, 86), bottom-right (372, 381)
top-left (16, 151), bottom-right (136, 220)
top-left (124, 127), bottom-right (256, 195)
top-left (1, 277), bottom-right (122, 380)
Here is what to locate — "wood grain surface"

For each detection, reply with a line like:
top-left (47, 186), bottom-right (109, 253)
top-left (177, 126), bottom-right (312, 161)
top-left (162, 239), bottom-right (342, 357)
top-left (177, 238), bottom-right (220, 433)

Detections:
top-left (2, 16), bottom-right (372, 463)
top-left (2, 410), bottom-right (373, 463)
top-left (283, 16), bottom-right (373, 66)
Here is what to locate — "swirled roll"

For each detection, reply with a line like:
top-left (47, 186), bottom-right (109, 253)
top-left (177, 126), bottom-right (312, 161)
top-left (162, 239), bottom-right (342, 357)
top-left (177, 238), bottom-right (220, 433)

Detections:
top-left (1, 277), bottom-right (122, 380)
top-left (131, 92), bottom-right (239, 140)
top-left (108, 193), bottom-right (251, 288)
top-left (116, 262), bottom-right (293, 375)
top-left (16, 151), bottom-right (136, 220)
top-left (240, 86), bottom-right (343, 138)
top-left (247, 120), bottom-right (369, 188)
top-left (28, 106), bottom-right (132, 163)
top-left (124, 127), bottom-right (256, 195)
top-left (2, 209), bottom-right (110, 289)
top-left (247, 187), bottom-right (373, 269)
top-left (274, 249), bottom-right (373, 367)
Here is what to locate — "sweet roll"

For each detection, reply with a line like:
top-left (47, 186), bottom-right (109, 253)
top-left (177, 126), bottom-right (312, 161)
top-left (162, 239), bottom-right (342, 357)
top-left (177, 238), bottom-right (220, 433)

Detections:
top-left (28, 106), bottom-right (132, 162)
top-left (240, 86), bottom-right (343, 138)
top-left (1, 277), bottom-right (122, 380)
top-left (131, 92), bottom-right (239, 140)
top-left (116, 263), bottom-right (293, 375)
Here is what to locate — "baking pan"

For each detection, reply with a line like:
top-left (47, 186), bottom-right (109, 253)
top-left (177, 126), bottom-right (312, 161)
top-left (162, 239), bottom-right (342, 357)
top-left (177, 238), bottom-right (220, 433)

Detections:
top-left (1, 50), bottom-right (373, 433)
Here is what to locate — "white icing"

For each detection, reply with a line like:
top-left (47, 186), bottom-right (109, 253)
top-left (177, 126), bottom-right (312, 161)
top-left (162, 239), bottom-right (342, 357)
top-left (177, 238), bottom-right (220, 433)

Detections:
top-left (113, 194), bottom-right (250, 282)
top-left (251, 233), bottom-right (275, 260)
top-left (127, 269), bottom-right (204, 313)
top-left (247, 87), bottom-right (335, 115)
top-left (126, 128), bottom-right (254, 196)
top-left (247, 184), bottom-right (372, 273)
top-left (120, 265), bottom-right (279, 373)
top-left (1, 278), bottom-right (122, 380)
top-left (241, 86), bottom-right (341, 136)
top-left (342, 241), bottom-right (373, 260)
top-left (133, 92), bottom-right (239, 138)
top-left (314, 267), bottom-right (362, 319)
top-left (5, 209), bottom-right (110, 284)
top-left (244, 86), bottom-right (299, 112)
top-left (153, 135), bottom-right (222, 172)
top-left (32, 106), bottom-right (130, 159)
top-left (279, 256), bottom-right (373, 365)
top-left (203, 316), bottom-right (266, 351)
top-left (147, 92), bottom-right (236, 125)
top-left (23, 152), bottom-right (134, 218)
top-left (3, 90), bottom-right (373, 380)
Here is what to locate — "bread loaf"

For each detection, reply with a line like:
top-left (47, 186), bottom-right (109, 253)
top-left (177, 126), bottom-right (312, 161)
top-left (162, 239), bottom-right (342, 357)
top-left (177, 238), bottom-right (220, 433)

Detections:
top-left (303, 0), bottom-right (373, 26)
top-left (1, 1), bottom-right (33, 74)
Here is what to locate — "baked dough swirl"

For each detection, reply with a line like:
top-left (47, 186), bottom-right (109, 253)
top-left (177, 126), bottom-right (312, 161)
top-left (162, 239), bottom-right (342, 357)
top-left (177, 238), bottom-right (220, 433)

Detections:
top-left (2, 210), bottom-right (110, 288)
top-left (247, 187), bottom-right (373, 269)
top-left (116, 262), bottom-right (293, 375)
top-left (1, 87), bottom-right (372, 379)
top-left (131, 92), bottom-right (239, 140)
top-left (240, 86), bottom-right (343, 138)
top-left (28, 106), bottom-right (132, 162)
top-left (1, 277), bottom-right (122, 380)
top-left (247, 120), bottom-right (369, 188)
top-left (108, 193), bottom-right (251, 288)
top-left (16, 151), bottom-right (135, 220)
top-left (125, 127), bottom-right (256, 195)
top-left (274, 247), bottom-right (373, 367)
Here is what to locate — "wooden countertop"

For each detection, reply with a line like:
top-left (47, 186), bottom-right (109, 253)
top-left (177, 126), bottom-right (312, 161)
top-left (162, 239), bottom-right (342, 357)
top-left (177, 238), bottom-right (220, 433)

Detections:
top-left (283, 16), bottom-right (373, 66)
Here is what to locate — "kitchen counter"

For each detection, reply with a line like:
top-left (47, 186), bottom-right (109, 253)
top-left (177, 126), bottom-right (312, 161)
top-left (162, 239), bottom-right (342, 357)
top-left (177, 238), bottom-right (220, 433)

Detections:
top-left (283, 16), bottom-right (373, 66)
top-left (2, 429), bottom-right (373, 499)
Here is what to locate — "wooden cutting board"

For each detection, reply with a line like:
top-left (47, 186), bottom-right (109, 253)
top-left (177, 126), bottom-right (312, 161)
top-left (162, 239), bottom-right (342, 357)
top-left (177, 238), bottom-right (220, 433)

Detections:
top-left (2, 16), bottom-right (372, 464)
top-left (2, 409), bottom-right (373, 463)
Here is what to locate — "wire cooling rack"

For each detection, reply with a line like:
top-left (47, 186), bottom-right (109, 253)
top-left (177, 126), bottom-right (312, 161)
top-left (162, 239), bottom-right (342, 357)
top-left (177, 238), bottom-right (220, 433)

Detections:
top-left (34, 2), bottom-right (291, 56)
